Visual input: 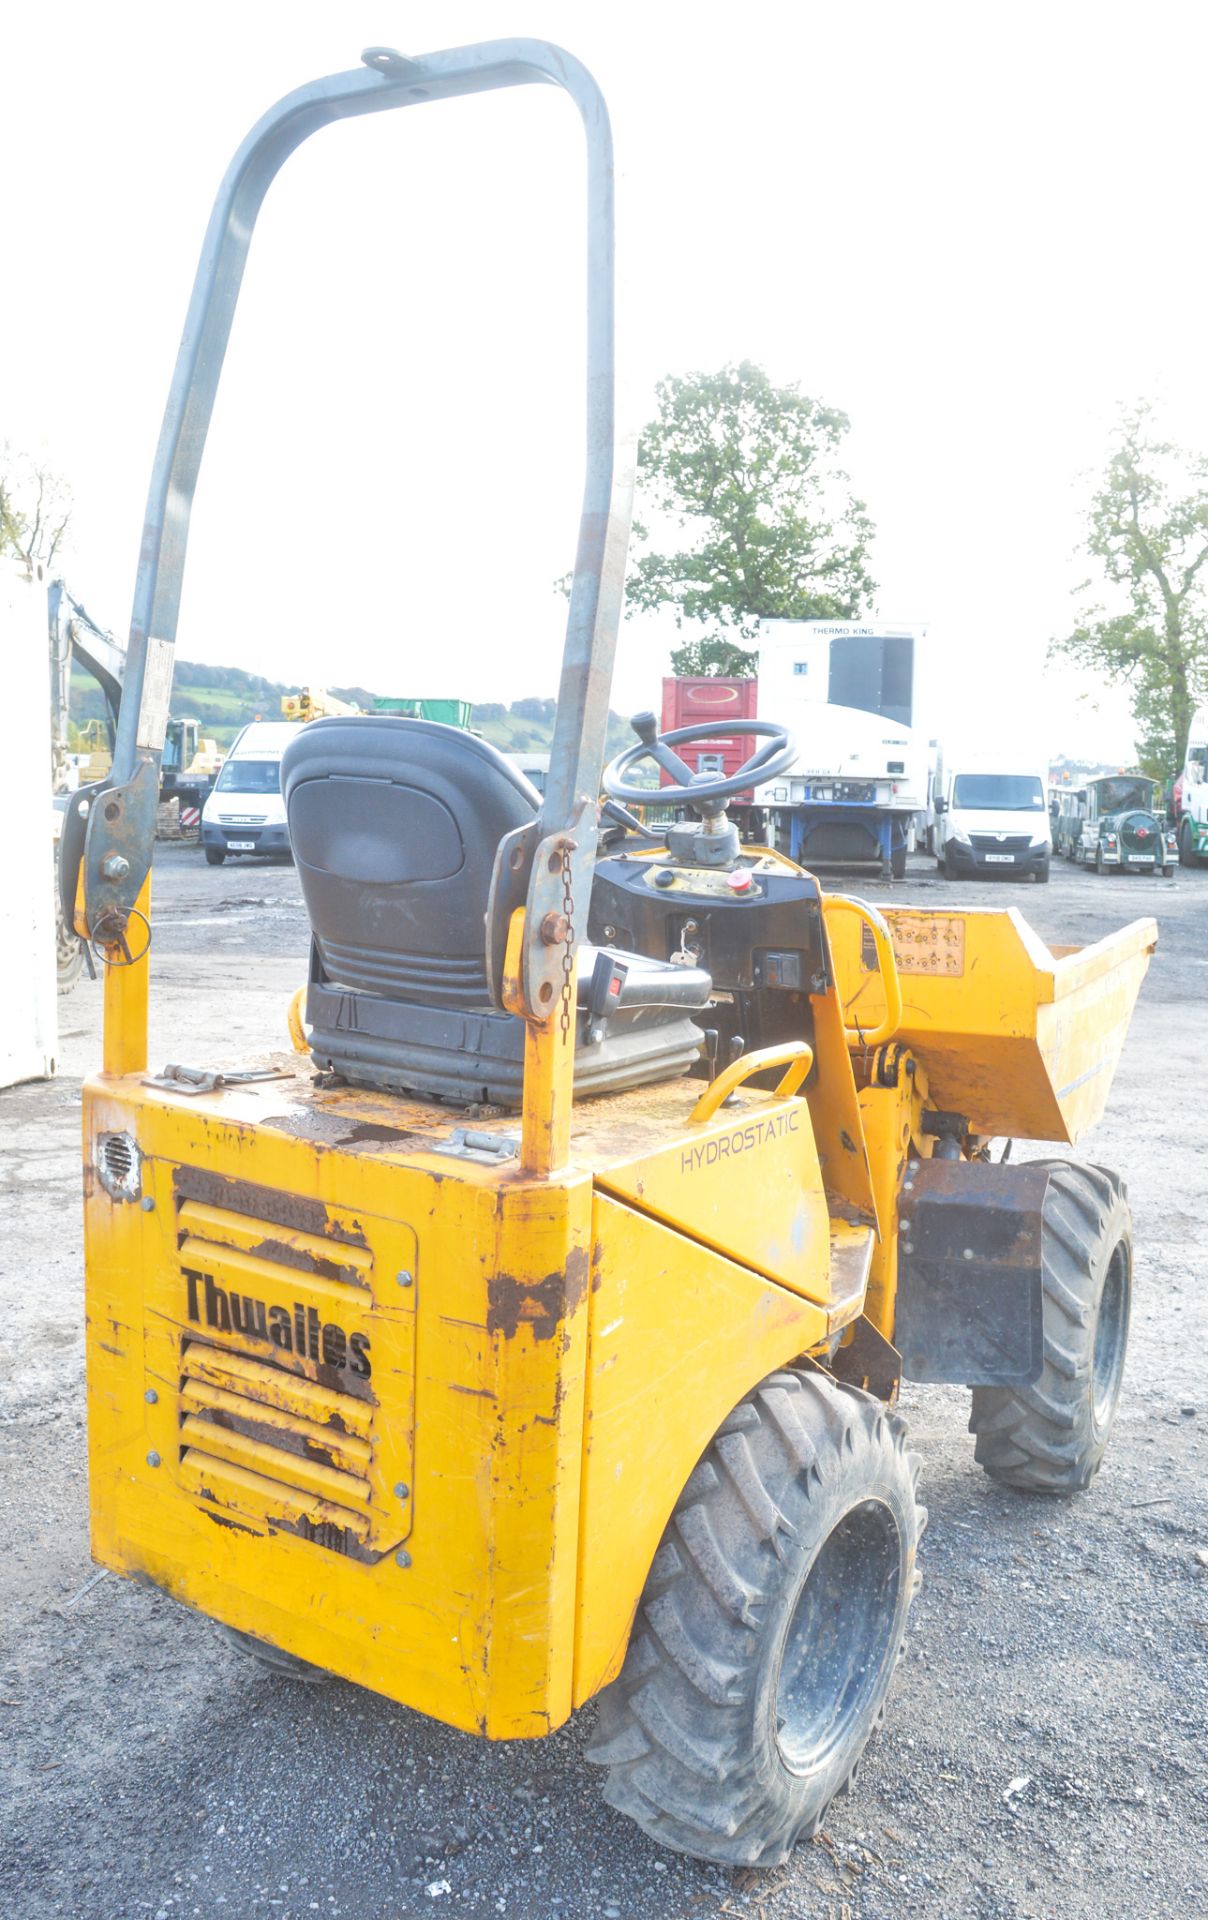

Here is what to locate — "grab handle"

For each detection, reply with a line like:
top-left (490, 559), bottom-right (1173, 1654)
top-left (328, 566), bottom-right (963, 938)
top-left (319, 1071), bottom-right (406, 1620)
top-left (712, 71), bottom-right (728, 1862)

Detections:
top-left (689, 1041), bottom-right (814, 1125)
top-left (287, 986), bottom-right (310, 1054)
top-left (823, 895), bottom-right (903, 1049)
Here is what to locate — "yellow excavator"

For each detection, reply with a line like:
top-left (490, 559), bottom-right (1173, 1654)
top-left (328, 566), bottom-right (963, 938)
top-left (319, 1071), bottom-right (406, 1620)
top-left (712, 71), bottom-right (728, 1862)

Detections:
top-left (66, 39), bottom-right (1155, 1865)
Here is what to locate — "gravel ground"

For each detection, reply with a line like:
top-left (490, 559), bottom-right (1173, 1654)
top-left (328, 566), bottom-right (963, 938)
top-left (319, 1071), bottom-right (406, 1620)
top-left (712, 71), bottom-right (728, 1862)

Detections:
top-left (2, 845), bottom-right (1206, 1920)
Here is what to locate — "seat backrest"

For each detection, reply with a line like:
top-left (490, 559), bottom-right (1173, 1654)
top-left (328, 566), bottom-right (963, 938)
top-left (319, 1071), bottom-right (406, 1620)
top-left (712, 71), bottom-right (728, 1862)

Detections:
top-left (282, 716), bottom-right (538, 1008)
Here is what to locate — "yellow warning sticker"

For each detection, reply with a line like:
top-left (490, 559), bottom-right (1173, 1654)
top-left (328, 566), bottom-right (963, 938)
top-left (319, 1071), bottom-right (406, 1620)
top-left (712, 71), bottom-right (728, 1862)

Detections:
top-left (862, 914), bottom-right (966, 977)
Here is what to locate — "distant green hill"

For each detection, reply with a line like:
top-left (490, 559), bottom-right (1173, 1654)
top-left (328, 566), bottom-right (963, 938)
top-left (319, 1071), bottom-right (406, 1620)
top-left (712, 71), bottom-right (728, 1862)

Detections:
top-left (69, 663), bottom-right (640, 757)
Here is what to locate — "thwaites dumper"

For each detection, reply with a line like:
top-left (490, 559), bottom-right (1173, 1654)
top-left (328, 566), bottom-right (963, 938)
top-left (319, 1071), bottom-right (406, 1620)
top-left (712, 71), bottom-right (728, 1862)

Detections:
top-left (69, 41), bottom-right (1158, 1865)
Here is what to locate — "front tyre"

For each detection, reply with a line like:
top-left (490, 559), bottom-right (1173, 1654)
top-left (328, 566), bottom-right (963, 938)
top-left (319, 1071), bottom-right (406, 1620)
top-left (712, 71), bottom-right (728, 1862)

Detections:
top-left (1034, 856), bottom-right (1051, 884)
top-left (204, 846), bottom-right (226, 866)
top-left (970, 1161), bottom-right (1131, 1493)
top-left (586, 1369), bottom-right (925, 1866)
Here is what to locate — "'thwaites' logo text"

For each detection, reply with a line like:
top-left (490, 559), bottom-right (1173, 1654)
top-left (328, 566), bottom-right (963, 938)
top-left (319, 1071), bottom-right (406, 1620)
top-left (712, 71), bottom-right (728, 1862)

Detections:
top-left (183, 1267), bottom-right (371, 1379)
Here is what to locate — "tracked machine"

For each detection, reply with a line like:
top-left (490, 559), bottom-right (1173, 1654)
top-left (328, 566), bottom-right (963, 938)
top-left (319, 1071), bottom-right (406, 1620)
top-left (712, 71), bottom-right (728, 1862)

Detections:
top-left (69, 40), bottom-right (1156, 1864)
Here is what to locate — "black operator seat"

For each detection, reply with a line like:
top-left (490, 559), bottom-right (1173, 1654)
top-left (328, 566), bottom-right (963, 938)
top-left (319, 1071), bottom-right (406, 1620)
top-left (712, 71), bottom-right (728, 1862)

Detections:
top-left (280, 716), bottom-right (711, 1106)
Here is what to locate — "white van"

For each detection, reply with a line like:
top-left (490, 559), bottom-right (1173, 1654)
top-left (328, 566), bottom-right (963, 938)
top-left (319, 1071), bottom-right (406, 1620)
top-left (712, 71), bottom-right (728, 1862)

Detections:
top-left (933, 766), bottom-right (1051, 882)
top-left (200, 720), bottom-right (303, 865)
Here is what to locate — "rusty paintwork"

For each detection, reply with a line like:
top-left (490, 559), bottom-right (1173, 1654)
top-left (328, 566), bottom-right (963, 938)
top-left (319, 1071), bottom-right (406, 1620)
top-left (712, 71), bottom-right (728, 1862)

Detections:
top-left (173, 1163), bottom-right (370, 1247)
top-left (487, 1245), bottom-right (591, 1342)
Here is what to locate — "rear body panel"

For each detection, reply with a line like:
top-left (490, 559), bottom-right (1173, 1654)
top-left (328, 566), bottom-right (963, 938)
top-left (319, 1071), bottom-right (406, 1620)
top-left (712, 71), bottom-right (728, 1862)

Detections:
top-left (84, 1065), bottom-right (836, 1737)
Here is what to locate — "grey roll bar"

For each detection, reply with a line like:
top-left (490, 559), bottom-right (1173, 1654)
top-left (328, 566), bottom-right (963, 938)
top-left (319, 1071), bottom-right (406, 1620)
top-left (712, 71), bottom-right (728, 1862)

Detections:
top-left (82, 39), bottom-right (634, 1015)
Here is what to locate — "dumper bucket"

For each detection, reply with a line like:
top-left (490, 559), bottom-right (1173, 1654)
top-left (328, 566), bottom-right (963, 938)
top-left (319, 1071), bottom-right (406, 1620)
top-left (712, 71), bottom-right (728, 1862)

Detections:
top-left (826, 905), bottom-right (1157, 1143)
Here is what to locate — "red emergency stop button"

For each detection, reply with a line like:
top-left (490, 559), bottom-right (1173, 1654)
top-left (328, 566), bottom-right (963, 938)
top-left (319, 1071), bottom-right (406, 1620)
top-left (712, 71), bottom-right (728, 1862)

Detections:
top-left (727, 869), bottom-right (753, 893)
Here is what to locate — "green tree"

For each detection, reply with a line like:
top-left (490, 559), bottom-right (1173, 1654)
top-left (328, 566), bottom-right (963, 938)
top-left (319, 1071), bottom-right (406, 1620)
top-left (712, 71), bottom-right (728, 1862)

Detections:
top-left (667, 634), bottom-right (761, 678)
top-left (0, 444), bottom-right (71, 575)
top-left (1053, 404), bottom-right (1208, 775)
top-left (627, 362), bottom-right (876, 677)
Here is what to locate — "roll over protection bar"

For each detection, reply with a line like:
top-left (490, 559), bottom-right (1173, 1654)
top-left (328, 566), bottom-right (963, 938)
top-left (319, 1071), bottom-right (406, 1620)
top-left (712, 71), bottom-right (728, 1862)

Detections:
top-left (75, 39), bottom-right (633, 1016)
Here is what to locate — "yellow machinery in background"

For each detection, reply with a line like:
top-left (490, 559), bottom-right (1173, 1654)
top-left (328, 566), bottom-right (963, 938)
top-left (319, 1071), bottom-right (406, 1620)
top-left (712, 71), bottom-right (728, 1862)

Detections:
top-left (67, 41), bottom-right (1156, 1867)
top-left (281, 687), bottom-right (361, 722)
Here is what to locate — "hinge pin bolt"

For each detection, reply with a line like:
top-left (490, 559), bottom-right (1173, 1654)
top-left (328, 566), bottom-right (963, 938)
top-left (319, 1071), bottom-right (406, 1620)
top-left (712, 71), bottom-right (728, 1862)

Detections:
top-left (394, 1481), bottom-right (409, 1499)
top-left (395, 1549), bottom-right (411, 1569)
top-left (102, 854), bottom-right (130, 881)
top-left (146, 1450), bottom-right (161, 1468)
top-left (140, 1195), bottom-right (155, 1212)
top-left (396, 1269), bottom-right (413, 1287)
top-left (145, 1389), bottom-right (158, 1405)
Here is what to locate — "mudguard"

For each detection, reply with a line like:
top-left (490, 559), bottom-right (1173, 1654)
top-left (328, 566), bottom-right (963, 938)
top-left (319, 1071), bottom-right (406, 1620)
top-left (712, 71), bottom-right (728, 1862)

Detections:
top-left (895, 1159), bottom-right (1051, 1385)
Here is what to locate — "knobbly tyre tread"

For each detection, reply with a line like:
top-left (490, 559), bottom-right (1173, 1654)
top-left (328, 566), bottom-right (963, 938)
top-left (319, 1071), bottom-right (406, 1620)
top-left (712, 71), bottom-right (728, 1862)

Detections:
top-left (969, 1160), bottom-right (1131, 1493)
top-left (585, 1368), bottom-right (925, 1866)
top-left (218, 1624), bottom-right (333, 1683)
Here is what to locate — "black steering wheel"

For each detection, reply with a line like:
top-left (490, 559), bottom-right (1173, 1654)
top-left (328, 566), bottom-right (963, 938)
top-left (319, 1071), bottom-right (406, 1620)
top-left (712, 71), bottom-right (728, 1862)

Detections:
top-left (603, 712), bottom-right (797, 814)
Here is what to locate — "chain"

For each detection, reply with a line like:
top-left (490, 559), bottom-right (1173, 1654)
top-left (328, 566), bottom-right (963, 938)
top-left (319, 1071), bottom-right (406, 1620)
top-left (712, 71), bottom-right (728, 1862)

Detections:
top-left (559, 844), bottom-right (576, 1040)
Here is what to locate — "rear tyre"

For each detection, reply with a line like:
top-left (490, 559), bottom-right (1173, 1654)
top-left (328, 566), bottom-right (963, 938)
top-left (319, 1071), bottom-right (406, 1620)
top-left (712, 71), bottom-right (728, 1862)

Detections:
top-left (219, 1624), bottom-right (333, 1683)
top-left (970, 1161), bottom-right (1131, 1493)
top-left (55, 898), bottom-right (84, 993)
top-left (204, 846), bottom-right (226, 866)
top-left (586, 1369), bottom-right (925, 1866)
top-left (890, 844), bottom-right (907, 880)
top-left (53, 842), bottom-right (85, 993)
top-left (1178, 819), bottom-right (1198, 868)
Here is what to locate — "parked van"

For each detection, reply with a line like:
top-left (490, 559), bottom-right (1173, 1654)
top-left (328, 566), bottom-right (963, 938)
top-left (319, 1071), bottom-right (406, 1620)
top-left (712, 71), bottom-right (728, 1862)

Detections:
top-left (933, 765), bottom-right (1051, 882)
top-left (200, 720), bottom-right (303, 865)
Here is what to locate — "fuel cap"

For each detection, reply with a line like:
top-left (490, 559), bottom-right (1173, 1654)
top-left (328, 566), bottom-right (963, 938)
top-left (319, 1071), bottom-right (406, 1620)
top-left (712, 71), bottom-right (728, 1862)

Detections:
top-left (727, 869), bottom-right (753, 893)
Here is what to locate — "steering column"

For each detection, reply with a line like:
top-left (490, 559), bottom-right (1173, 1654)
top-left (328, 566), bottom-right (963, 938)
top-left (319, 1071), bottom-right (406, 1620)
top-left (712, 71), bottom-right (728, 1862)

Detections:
top-left (603, 713), bottom-right (796, 868)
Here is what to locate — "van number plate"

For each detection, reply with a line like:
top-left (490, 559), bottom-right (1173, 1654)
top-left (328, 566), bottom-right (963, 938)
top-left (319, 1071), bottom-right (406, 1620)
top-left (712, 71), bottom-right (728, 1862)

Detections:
top-left (227, 840), bottom-right (256, 852)
top-left (984, 852), bottom-right (1014, 863)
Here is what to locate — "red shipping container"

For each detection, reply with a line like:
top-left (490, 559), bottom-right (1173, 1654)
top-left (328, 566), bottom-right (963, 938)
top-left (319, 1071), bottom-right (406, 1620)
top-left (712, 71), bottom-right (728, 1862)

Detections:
top-left (659, 677), bottom-right (758, 790)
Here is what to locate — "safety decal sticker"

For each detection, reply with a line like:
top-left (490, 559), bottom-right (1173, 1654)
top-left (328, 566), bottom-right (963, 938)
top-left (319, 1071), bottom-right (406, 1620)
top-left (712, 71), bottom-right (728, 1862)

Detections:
top-left (862, 914), bottom-right (965, 977)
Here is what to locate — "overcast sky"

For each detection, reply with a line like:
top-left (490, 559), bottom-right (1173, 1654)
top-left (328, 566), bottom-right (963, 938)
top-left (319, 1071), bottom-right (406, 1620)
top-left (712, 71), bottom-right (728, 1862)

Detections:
top-left (5, 1), bottom-right (1206, 765)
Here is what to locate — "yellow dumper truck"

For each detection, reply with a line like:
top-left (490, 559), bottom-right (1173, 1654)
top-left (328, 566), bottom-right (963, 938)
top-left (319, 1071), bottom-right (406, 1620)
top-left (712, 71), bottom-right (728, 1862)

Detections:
top-left (64, 39), bottom-right (1156, 1867)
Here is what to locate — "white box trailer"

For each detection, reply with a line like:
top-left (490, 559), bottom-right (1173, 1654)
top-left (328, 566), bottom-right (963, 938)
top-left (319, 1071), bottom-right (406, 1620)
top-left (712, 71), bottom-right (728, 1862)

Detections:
top-left (747, 620), bottom-right (929, 877)
top-left (2, 562), bottom-right (58, 1087)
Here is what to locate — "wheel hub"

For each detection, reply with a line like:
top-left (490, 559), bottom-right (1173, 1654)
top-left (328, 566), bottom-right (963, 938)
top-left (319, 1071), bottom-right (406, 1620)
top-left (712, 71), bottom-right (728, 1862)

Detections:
top-left (1091, 1243), bottom-right (1129, 1431)
top-left (775, 1498), bottom-right (902, 1775)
